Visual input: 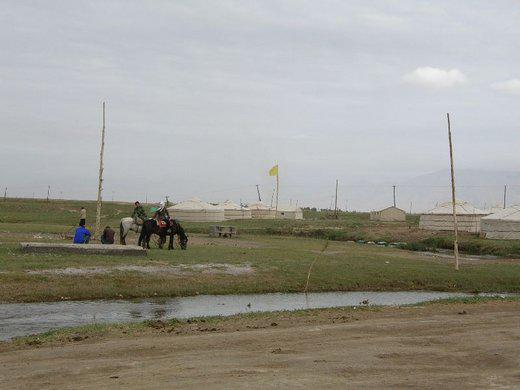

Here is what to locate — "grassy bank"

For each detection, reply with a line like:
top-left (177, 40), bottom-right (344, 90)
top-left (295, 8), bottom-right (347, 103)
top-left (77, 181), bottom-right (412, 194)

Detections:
top-left (399, 236), bottom-right (520, 258)
top-left (1, 234), bottom-right (519, 303)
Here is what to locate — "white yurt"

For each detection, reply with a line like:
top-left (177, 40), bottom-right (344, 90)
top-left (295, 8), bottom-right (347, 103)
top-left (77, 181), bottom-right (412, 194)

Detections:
top-left (249, 202), bottom-right (276, 219)
top-left (370, 206), bottom-right (406, 222)
top-left (484, 205), bottom-right (505, 215)
top-left (220, 200), bottom-right (252, 220)
top-left (481, 205), bottom-right (520, 239)
top-left (276, 205), bottom-right (304, 220)
top-left (167, 198), bottom-right (225, 222)
top-left (419, 200), bottom-right (489, 233)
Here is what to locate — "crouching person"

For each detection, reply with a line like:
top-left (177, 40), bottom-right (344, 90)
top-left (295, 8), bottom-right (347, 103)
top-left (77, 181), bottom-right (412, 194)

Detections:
top-left (73, 222), bottom-right (91, 244)
top-left (101, 226), bottom-right (115, 244)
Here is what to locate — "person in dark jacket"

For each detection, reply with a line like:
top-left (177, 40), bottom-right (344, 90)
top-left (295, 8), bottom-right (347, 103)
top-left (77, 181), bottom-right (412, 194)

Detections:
top-left (132, 201), bottom-right (147, 225)
top-left (101, 226), bottom-right (115, 244)
top-left (73, 223), bottom-right (91, 244)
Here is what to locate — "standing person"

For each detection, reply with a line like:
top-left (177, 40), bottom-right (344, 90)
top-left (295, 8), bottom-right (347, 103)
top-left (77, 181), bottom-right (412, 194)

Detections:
top-left (100, 226), bottom-right (115, 244)
top-left (73, 222), bottom-right (91, 244)
top-left (79, 207), bottom-right (86, 226)
top-left (132, 201), bottom-right (147, 225)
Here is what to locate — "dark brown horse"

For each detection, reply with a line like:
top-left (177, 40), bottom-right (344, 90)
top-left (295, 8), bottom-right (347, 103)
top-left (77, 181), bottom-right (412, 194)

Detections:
top-left (138, 219), bottom-right (188, 250)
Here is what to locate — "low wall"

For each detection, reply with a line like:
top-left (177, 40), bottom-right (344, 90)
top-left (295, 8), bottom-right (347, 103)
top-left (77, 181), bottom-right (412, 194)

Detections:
top-left (20, 242), bottom-right (147, 256)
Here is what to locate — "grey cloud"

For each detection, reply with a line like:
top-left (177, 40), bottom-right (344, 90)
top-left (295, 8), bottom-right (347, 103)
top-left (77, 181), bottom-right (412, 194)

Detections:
top-left (1, 1), bottom-right (519, 209)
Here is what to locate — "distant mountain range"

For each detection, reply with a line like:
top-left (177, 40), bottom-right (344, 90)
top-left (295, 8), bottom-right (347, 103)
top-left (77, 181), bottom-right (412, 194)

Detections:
top-left (345, 169), bottom-right (520, 213)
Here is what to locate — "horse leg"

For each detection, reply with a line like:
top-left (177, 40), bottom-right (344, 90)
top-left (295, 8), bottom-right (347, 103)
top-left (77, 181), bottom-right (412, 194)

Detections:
top-left (147, 232), bottom-right (151, 249)
top-left (119, 221), bottom-right (126, 245)
top-left (168, 233), bottom-right (174, 250)
top-left (138, 229), bottom-right (143, 247)
top-left (139, 230), bottom-right (148, 249)
top-left (158, 235), bottom-right (164, 249)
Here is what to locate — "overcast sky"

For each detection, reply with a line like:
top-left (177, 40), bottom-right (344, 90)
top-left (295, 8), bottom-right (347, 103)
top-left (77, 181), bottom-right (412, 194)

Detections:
top-left (1, 1), bottom-right (519, 208)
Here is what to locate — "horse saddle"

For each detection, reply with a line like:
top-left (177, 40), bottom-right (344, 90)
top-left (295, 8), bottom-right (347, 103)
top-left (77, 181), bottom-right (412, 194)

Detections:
top-left (158, 220), bottom-right (168, 228)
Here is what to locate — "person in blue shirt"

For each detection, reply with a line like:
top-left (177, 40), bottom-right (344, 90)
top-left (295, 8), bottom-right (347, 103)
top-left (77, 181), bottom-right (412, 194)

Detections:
top-left (73, 222), bottom-right (91, 244)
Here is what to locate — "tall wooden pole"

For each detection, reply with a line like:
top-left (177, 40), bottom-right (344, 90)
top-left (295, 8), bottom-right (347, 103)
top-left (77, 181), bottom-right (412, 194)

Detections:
top-left (256, 184), bottom-right (262, 202)
top-left (334, 179), bottom-right (339, 218)
top-left (393, 185), bottom-right (396, 207)
top-left (503, 185), bottom-right (507, 209)
top-left (275, 170), bottom-right (279, 214)
top-left (447, 113), bottom-right (460, 271)
top-left (95, 102), bottom-right (106, 239)
top-left (46, 185), bottom-right (50, 202)
top-left (3, 187), bottom-right (6, 202)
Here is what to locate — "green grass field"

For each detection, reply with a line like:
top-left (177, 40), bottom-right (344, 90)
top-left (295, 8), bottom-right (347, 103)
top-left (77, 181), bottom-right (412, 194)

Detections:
top-left (2, 197), bottom-right (520, 256)
top-left (0, 197), bottom-right (519, 303)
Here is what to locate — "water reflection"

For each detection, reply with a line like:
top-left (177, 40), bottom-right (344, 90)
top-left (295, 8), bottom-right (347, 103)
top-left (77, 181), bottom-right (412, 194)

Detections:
top-left (128, 310), bottom-right (143, 319)
top-left (152, 308), bottom-right (166, 319)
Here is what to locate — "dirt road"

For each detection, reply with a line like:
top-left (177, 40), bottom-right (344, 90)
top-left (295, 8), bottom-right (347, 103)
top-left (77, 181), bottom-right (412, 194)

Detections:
top-left (1, 302), bottom-right (519, 389)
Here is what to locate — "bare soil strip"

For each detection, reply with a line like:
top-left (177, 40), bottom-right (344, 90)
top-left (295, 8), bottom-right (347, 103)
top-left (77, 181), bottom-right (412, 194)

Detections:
top-left (24, 263), bottom-right (254, 276)
top-left (1, 301), bottom-right (518, 389)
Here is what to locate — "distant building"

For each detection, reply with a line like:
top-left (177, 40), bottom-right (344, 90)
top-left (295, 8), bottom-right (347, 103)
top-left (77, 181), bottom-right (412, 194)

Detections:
top-left (249, 202), bottom-right (276, 219)
top-left (419, 200), bottom-right (488, 233)
top-left (276, 205), bottom-right (303, 220)
top-left (370, 206), bottom-right (406, 222)
top-left (220, 200), bottom-right (252, 220)
top-left (481, 205), bottom-right (520, 239)
top-left (168, 198), bottom-right (225, 222)
top-left (248, 202), bottom-right (303, 219)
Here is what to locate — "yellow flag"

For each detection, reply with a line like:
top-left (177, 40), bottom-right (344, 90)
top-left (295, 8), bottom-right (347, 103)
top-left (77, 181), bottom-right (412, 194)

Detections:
top-left (269, 164), bottom-right (279, 176)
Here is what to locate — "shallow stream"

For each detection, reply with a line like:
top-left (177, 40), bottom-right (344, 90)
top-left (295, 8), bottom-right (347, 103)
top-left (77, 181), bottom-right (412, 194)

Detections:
top-left (0, 291), bottom-right (502, 341)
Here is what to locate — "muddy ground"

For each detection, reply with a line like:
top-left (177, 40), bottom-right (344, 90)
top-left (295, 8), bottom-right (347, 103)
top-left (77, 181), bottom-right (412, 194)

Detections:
top-left (1, 301), bottom-right (518, 389)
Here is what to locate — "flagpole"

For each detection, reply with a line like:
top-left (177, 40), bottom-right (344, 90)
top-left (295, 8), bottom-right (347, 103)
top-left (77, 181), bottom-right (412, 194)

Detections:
top-left (268, 164), bottom-right (279, 217)
top-left (276, 171), bottom-right (279, 214)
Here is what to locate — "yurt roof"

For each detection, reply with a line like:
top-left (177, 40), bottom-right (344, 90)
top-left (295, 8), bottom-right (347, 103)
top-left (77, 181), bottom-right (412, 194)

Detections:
top-left (424, 200), bottom-right (487, 215)
top-left (220, 200), bottom-right (249, 210)
top-left (377, 206), bottom-right (406, 213)
top-left (248, 202), bottom-right (272, 210)
top-left (482, 205), bottom-right (520, 221)
top-left (168, 198), bottom-right (223, 211)
top-left (484, 206), bottom-right (506, 215)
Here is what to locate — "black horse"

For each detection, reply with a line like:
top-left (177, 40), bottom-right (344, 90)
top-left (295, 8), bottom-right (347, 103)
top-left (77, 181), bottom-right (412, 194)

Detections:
top-left (138, 218), bottom-right (188, 250)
